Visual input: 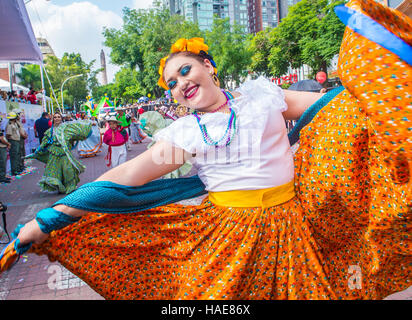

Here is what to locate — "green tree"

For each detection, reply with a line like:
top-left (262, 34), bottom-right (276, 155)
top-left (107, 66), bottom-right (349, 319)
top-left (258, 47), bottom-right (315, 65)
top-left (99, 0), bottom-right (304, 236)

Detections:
top-left (16, 64), bottom-right (42, 90)
top-left (205, 17), bottom-right (253, 88)
top-left (248, 29), bottom-right (273, 77)
top-left (43, 53), bottom-right (100, 109)
top-left (104, 2), bottom-right (202, 98)
top-left (92, 83), bottom-right (115, 102)
top-left (112, 67), bottom-right (145, 104)
top-left (252, 0), bottom-right (346, 77)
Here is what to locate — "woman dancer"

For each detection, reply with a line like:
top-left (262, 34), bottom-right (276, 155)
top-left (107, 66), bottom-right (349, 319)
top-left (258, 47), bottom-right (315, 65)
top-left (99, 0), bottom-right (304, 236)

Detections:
top-left (129, 114), bottom-right (146, 144)
top-left (2, 0), bottom-right (410, 300)
top-left (77, 116), bottom-right (102, 158)
top-left (26, 112), bottom-right (92, 194)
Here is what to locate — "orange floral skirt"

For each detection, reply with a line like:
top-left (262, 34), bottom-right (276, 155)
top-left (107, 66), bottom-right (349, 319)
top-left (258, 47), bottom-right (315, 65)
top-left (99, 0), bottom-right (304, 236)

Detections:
top-left (32, 197), bottom-right (339, 299)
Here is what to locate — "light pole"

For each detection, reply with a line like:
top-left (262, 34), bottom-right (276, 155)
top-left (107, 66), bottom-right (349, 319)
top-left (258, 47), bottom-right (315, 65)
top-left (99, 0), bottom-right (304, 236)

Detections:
top-left (61, 74), bottom-right (83, 111)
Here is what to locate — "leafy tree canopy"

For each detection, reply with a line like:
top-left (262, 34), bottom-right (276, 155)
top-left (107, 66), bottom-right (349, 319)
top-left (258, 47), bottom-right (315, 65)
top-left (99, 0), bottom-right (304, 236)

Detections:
top-left (44, 53), bottom-right (100, 109)
top-left (17, 53), bottom-right (100, 111)
top-left (16, 64), bottom-right (42, 91)
top-left (248, 29), bottom-right (273, 77)
top-left (251, 0), bottom-right (346, 78)
top-left (205, 18), bottom-right (253, 89)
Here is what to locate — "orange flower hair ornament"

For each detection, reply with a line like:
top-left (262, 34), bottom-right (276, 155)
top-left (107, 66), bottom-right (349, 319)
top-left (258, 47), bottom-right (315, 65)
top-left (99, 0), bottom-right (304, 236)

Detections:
top-left (158, 37), bottom-right (218, 90)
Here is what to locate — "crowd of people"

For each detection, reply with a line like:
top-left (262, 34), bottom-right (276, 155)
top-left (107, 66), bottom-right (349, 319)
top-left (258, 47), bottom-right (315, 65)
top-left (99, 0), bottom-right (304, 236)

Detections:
top-left (0, 100), bottom-right (190, 185)
top-left (0, 105), bottom-right (151, 191)
top-left (0, 87), bottom-right (41, 105)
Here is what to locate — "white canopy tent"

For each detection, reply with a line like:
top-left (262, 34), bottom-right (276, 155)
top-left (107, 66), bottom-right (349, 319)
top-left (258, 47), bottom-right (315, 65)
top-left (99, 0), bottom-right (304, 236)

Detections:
top-left (0, 0), bottom-right (43, 63)
top-left (0, 0), bottom-right (54, 112)
top-left (0, 78), bottom-right (31, 93)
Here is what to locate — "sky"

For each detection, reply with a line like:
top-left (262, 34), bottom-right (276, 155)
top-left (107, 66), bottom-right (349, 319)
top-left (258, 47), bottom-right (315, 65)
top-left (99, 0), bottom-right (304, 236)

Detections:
top-left (25, 0), bottom-right (155, 84)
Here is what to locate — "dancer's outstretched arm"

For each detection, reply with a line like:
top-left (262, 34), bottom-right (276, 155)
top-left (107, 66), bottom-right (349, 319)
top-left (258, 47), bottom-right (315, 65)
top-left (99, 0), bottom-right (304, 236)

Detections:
top-left (17, 141), bottom-right (191, 246)
top-left (282, 90), bottom-right (325, 120)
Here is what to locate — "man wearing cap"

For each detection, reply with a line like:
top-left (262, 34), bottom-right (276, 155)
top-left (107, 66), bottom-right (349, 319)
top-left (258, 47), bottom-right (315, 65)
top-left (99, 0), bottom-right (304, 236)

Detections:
top-left (5, 112), bottom-right (21, 176)
top-left (103, 115), bottom-right (128, 168)
top-left (0, 117), bottom-right (11, 183)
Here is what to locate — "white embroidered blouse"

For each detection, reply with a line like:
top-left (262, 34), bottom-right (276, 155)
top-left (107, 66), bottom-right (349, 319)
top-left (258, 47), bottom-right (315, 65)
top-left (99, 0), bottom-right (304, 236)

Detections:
top-left (154, 76), bottom-right (294, 192)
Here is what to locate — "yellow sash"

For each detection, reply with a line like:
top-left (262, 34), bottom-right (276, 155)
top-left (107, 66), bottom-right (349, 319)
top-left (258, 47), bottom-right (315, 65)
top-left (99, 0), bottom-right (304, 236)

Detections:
top-left (208, 180), bottom-right (296, 209)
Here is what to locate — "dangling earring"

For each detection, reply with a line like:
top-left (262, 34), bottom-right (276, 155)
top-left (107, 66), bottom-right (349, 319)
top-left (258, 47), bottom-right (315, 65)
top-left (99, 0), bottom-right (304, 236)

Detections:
top-left (212, 74), bottom-right (220, 87)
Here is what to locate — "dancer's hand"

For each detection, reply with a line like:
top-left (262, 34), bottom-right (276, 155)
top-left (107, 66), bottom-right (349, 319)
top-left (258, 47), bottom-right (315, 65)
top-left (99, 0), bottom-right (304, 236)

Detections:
top-left (17, 219), bottom-right (49, 246)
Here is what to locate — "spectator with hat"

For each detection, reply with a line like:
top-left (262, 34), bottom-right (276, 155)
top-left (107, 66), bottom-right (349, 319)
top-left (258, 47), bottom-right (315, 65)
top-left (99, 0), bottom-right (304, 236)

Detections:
top-left (0, 116), bottom-right (11, 183)
top-left (5, 112), bottom-right (21, 176)
top-left (103, 115), bottom-right (128, 168)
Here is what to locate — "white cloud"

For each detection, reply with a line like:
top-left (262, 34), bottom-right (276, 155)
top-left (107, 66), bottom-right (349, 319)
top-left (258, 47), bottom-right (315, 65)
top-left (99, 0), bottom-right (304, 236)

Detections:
top-left (131, 0), bottom-right (154, 10)
top-left (26, 0), bottom-right (123, 84)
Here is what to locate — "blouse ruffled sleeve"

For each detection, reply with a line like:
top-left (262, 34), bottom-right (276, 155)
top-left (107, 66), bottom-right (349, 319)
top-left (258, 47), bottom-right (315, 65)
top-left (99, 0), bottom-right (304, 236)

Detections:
top-left (153, 116), bottom-right (199, 154)
top-left (236, 76), bottom-right (288, 112)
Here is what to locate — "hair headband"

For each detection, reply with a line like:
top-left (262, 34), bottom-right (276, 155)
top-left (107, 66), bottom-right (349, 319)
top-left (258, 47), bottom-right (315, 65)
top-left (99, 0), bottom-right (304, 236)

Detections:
top-left (157, 37), bottom-right (218, 90)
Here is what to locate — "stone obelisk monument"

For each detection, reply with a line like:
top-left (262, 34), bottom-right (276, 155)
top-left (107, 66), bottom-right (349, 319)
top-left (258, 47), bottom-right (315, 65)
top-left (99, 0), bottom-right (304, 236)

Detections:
top-left (100, 49), bottom-right (108, 85)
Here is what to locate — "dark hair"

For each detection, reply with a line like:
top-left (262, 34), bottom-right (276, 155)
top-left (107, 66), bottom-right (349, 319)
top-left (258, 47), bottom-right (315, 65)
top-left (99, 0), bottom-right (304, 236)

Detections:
top-left (42, 112), bottom-right (48, 117)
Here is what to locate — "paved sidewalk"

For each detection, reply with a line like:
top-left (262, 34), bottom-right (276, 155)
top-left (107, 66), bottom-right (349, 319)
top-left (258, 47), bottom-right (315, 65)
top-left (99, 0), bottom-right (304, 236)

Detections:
top-left (0, 139), bottom-right (410, 300)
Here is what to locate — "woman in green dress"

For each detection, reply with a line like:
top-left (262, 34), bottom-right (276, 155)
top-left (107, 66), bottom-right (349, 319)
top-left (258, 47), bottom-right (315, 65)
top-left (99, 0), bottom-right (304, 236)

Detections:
top-left (28, 113), bottom-right (92, 194)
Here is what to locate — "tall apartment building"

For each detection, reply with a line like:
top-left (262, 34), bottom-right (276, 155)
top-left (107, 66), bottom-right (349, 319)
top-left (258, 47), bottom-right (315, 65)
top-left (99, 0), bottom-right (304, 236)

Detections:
top-left (227, 0), bottom-right (249, 32)
top-left (164, 0), bottom-right (248, 31)
top-left (277, 0), bottom-right (300, 20)
top-left (248, 0), bottom-right (279, 33)
top-left (36, 37), bottom-right (55, 60)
